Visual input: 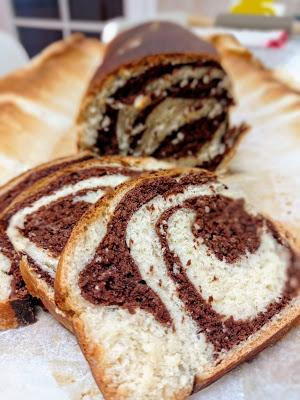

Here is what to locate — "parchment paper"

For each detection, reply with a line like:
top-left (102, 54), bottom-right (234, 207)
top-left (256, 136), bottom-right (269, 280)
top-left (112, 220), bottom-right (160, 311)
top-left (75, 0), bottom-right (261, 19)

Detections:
top-left (0, 35), bottom-right (300, 400)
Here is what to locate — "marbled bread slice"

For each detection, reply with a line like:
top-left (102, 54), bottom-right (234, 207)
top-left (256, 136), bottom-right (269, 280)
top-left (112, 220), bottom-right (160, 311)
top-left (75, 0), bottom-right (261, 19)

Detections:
top-left (56, 168), bottom-right (300, 400)
top-left (0, 152), bottom-right (94, 330)
top-left (7, 157), bottom-right (170, 331)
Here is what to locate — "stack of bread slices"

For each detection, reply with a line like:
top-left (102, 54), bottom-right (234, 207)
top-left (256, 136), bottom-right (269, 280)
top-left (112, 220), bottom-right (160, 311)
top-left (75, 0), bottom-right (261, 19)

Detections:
top-left (0, 22), bottom-right (299, 400)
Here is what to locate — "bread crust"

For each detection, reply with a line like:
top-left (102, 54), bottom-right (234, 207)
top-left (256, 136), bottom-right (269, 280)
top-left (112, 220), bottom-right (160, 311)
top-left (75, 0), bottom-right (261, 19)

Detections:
top-left (194, 305), bottom-right (300, 393)
top-left (20, 257), bottom-right (73, 332)
top-left (55, 169), bottom-right (300, 400)
top-left (73, 316), bottom-right (192, 400)
top-left (0, 300), bottom-right (18, 330)
top-left (0, 291), bottom-right (36, 331)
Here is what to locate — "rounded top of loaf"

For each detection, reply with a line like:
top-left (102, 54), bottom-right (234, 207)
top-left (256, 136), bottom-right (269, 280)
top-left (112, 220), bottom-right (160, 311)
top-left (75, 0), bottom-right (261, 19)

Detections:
top-left (93, 21), bottom-right (218, 84)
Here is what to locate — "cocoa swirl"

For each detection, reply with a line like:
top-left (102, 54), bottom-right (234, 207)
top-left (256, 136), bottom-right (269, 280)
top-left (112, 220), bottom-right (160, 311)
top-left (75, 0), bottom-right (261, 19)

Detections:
top-left (95, 60), bottom-right (234, 161)
top-left (0, 154), bottom-right (93, 214)
top-left (4, 166), bottom-right (141, 224)
top-left (112, 61), bottom-right (225, 104)
top-left (79, 173), bottom-right (300, 353)
top-left (19, 188), bottom-right (111, 288)
top-left (21, 188), bottom-right (105, 258)
top-left (0, 154), bottom-right (94, 303)
top-left (91, 24), bottom-right (234, 164)
top-left (157, 196), bottom-right (299, 353)
top-left (189, 195), bottom-right (263, 263)
top-left (153, 113), bottom-right (228, 159)
top-left (2, 164), bottom-right (142, 299)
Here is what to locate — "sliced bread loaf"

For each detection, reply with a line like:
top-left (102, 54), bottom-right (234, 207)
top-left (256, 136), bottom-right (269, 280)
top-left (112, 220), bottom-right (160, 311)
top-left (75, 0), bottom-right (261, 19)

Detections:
top-left (56, 168), bottom-right (300, 400)
top-left (7, 157), bottom-right (169, 331)
top-left (78, 22), bottom-right (246, 169)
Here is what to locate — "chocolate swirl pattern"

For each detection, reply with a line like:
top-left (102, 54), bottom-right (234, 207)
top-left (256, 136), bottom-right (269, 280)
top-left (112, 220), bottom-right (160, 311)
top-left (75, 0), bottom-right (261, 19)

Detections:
top-left (6, 157), bottom-right (168, 330)
top-left (56, 169), bottom-right (300, 400)
top-left (78, 22), bottom-right (246, 169)
top-left (0, 152), bottom-right (94, 330)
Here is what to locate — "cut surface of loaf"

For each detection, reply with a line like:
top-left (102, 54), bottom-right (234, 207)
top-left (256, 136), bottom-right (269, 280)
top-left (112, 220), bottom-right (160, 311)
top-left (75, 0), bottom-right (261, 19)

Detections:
top-left (56, 169), bottom-right (300, 400)
top-left (78, 22), bottom-right (246, 169)
top-left (7, 156), bottom-right (170, 330)
top-left (0, 152), bottom-right (95, 330)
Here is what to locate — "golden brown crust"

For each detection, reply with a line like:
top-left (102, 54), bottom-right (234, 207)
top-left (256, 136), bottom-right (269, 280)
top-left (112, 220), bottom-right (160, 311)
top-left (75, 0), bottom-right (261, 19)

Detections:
top-left (88, 21), bottom-right (218, 94)
top-left (0, 300), bottom-right (18, 330)
top-left (194, 304), bottom-right (300, 392)
top-left (20, 257), bottom-right (73, 332)
top-left (56, 168), bottom-right (300, 400)
top-left (0, 102), bottom-right (62, 180)
top-left (73, 316), bottom-right (191, 400)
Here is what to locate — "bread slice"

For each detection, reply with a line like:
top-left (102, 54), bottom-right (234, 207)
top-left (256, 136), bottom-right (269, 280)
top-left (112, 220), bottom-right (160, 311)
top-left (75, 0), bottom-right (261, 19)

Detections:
top-left (6, 156), bottom-right (170, 331)
top-left (0, 152), bottom-right (95, 330)
top-left (77, 22), bottom-right (246, 169)
top-left (56, 168), bottom-right (300, 400)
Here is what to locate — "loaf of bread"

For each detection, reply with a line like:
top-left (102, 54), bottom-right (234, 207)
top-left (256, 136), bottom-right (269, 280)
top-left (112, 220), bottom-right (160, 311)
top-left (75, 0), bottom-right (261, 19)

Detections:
top-left (0, 153), bottom-right (95, 330)
top-left (56, 168), bottom-right (300, 400)
top-left (5, 157), bottom-right (169, 330)
top-left (78, 22), bottom-right (246, 169)
top-left (0, 34), bottom-right (103, 183)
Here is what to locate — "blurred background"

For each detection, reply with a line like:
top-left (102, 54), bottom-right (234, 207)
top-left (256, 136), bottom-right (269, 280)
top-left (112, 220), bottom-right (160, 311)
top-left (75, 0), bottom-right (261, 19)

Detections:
top-left (0, 0), bottom-right (300, 77)
top-left (0, 0), bottom-right (300, 56)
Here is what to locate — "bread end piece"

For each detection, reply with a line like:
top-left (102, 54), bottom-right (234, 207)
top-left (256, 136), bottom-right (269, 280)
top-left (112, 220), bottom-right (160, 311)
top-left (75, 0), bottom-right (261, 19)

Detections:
top-left (0, 296), bottom-right (36, 330)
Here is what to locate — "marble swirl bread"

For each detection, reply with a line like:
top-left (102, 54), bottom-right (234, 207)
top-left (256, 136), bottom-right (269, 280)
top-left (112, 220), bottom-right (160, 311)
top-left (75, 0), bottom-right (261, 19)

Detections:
top-left (56, 168), bottom-right (300, 400)
top-left (77, 21), bottom-right (246, 169)
top-left (4, 156), bottom-right (169, 330)
top-left (0, 152), bottom-right (95, 330)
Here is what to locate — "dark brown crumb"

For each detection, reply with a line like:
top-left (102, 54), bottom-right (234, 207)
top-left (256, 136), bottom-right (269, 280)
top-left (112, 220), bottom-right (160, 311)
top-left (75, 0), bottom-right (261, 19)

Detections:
top-left (190, 195), bottom-right (263, 263)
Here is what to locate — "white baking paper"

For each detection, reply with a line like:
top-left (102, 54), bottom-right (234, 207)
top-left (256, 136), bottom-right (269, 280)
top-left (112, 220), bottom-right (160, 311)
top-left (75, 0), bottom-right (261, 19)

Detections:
top-left (0, 36), bottom-right (300, 399)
